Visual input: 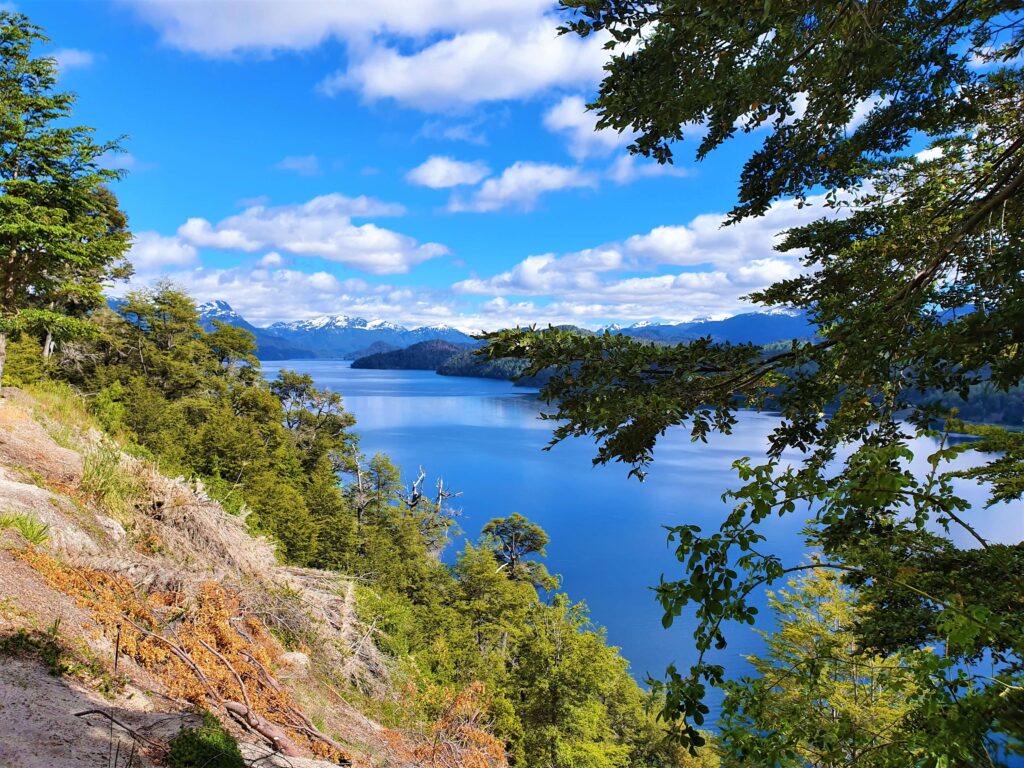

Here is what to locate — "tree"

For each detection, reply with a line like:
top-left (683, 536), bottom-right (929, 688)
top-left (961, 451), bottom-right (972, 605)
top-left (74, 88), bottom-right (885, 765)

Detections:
top-left (482, 513), bottom-right (557, 589)
top-left (0, 12), bottom-right (131, 386)
top-left (484, 0), bottom-right (1024, 749)
top-left (719, 568), bottom-right (932, 767)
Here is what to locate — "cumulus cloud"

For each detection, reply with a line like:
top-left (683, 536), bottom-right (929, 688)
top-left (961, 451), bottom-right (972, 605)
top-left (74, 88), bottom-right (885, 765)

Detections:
top-left (129, 232), bottom-right (198, 271)
top-left (51, 48), bottom-right (94, 72)
top-left (322, 21), bottom-right (606, 111)
top-left (543, 95), bottom-right (631, 160)
top-left (175, 193), bottom-right (446, 274)
top-left (125, 0), bottom-right (555, 55)
top-left (125, 2), bottom-right (605, 111)
top-left (406, 156), bottom-right (490, 188)
top-left (120, 262), bottom-right (479, 329)
top-left (275, 155), bottom-right (321, 176)
top-left (452, 196), bottom-right (831, 322)
top-left (450, 161), bottom-right (595, 212)
top-left (258, 252), bottom-right (286, 268)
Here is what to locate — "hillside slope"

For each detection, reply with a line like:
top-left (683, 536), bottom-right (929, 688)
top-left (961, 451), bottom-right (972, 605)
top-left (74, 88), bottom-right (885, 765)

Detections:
top-left (0, 386), bottom-right (504, 768)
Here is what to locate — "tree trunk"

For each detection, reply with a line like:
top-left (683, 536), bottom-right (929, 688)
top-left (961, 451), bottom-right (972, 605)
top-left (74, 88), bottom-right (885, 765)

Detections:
top-left (43, 329), bottom-right (54, 361)
top-left (0, 331), bottom-right (7, 391)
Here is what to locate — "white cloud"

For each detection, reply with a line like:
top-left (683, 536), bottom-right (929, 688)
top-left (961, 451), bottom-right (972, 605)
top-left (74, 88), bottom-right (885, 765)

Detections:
top-left (420, 117), bottom-right (489, 145)
top-left (99, 151), bottom-right (154, 173)
top-left (126, 0), bottom-right (555, 55)
top-left (452, 196), bottom-right (833, 322)
top-left (915, 146), bottom-right (944, 162)
top-left (258, 252), bottom-right (286, 268)
top-left (607, 154), bottom-right (690, 185)
top-left (175, 193), bottom-right (446, 274)
top-left (846, 94), bottom-right (890, 132)
top-left (543, 95), bottom-right (631, 160)
top-left (126, 2), bottom-right (605, 111)
top-left (51, 48), bottom-right (94, 72)
top-left (275, 155), bottom-right (321, 176)
top-left (320, 20), bottom-right (606, 110)
top-left (407, 156), bottom-right (490, 188)
top-left (121, 263), bottom-right (476, 329)
top-left (129, 232), bottom-right (198, 271)
top-left (450, 161), bottom-right (595, 212)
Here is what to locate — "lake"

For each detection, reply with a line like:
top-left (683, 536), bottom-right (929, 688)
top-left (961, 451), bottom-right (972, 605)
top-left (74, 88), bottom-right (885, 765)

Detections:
top-left (265, 360), bottom-right (1023, 721)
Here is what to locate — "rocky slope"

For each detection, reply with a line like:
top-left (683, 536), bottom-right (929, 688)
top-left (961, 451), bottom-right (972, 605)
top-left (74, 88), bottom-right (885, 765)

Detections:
top-left (0, 386), bottom-right (504, 768)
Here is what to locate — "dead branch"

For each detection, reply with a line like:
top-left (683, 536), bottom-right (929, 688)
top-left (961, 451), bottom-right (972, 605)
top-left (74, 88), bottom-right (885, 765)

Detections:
top-left (73, 710), bottom-right (161, 748)
top-left (223, 700), bottom-right (304, 757)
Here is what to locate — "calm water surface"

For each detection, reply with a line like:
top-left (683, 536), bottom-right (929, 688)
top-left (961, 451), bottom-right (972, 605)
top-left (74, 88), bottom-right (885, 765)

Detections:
top-left (266, 360), bottom-right (1022, 720)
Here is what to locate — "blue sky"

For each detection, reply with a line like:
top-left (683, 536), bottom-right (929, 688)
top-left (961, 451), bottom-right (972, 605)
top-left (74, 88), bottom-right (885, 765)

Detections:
top-left (23, 0), bottom-right (835, 330)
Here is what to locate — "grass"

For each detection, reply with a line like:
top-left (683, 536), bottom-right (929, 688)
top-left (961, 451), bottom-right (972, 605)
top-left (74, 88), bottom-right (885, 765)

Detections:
top-left (23, 380), bottom-right (99, 451)
top-left (0, 512), bottom-right (50, 546)
top-left (0, 621), bottom-right (68, 676)
top-left (81, 441), bottom-right (145, 524)
top-left (0, 619), bottom-right (127, 696)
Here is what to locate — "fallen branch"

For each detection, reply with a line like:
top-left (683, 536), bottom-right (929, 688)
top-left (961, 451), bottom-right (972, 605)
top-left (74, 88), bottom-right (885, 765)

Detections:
top-left (119, 615), bottom-right (221, 703)
top-left (73, 710), bottom-right (161, 748)
top-left (223, 700), bottom-right (303, 757)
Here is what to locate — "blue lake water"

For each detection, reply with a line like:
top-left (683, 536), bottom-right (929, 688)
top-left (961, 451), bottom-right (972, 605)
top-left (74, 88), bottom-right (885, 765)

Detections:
top-left (265, 360), bottom-right (1023, 722)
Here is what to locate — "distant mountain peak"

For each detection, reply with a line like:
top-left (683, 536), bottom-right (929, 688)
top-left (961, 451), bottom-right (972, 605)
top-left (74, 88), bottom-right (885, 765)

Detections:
top-left (198, 299), bottom-right (239, 316)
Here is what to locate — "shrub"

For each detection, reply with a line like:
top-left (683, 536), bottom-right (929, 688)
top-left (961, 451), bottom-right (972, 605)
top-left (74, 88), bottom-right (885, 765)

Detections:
top-left (167, 711), bottom-right (245, 768)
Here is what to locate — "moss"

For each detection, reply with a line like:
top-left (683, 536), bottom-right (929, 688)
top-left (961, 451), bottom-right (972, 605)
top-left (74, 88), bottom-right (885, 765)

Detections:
top-left (167, 711), bottom-right (245, 768)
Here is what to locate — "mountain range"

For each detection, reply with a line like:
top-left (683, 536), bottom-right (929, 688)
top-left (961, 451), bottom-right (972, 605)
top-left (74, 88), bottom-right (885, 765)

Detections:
top-left (197, 301), bottom-right (479, 360)
top-left (606, 307), bottom-right (814, 346)
top-left (189, 301), bottom-right (816, 360)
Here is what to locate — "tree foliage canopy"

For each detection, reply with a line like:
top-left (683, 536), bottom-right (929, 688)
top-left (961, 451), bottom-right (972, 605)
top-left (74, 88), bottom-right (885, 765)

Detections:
top-left (0, 11), bottom-right (131, 384)
top-left (484, 0), bottom-right (1024, 755)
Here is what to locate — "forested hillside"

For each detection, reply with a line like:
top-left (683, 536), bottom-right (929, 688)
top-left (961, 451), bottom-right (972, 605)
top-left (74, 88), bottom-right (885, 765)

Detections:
top-left (4, 284), bottom-right (711, 766)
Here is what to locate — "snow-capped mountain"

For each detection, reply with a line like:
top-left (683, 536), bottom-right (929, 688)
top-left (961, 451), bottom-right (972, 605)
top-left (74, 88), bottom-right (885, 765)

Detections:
top-left (198, 304), bottom-right (478, 360)
top-left (193, 301), bottom-right (813, 360)
top-left (592, 308), bottom-right (813, 344)
top-left (197, 300), bottom-right (258, 331)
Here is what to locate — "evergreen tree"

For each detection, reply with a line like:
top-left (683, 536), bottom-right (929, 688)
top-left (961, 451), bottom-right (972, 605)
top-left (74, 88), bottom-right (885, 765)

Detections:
top-left (0, 12), bottom-right (131, 386)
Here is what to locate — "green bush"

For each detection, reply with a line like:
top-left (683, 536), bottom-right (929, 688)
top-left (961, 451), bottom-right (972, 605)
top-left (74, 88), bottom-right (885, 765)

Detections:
top-left (167, 711), bottom-right (245, 768)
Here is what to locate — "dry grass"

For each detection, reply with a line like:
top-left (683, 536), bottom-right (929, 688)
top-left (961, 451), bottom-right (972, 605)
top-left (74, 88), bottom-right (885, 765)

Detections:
top-left (81, 442), bottom-right (146, 526)
top-left (22, 381), bottom-right (100, 451)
